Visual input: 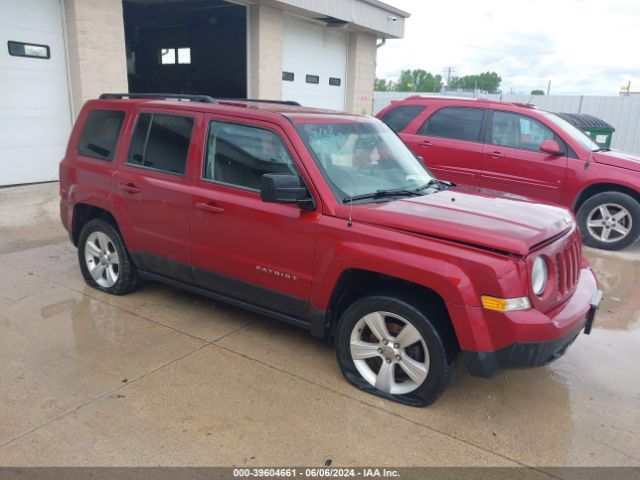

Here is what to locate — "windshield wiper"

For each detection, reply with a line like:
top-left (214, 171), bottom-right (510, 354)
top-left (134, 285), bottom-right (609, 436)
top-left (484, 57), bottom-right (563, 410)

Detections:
top-left (592, 147), bottom-right (611, 152)
top-left (415, 178), bottom-right (455, 192)
top-left (342, 189), bottom-right (421, 203)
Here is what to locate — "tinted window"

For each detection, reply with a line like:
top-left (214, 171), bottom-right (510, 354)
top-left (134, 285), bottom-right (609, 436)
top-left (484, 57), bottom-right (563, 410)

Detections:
top-left (204, 122), bottom-right (297, 191)
top-left (491, 111), bottom-right (556, 152)
top-left (128, 114), bottom-right (151, 166)
top-left (127, 113), bottom-right (193, 175)
top-left (418, 107), bottom-right (484, 142)
top-left (380, 105), bottom-right (425, 132)
top-left (77, 110), bottom-right (125, 160)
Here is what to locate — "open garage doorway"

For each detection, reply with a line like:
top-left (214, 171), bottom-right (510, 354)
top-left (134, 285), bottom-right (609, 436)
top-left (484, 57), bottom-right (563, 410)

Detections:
top-left (123, 0), bottom-right (247, 98)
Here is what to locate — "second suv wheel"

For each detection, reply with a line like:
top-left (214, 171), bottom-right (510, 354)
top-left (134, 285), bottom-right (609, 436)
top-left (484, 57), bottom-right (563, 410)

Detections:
top-left (577, 192), bottom-right (640, 251)
top-left (78, 219), bottom-right (139, 295)
top-left (335, 295), bottom-right (456, 407)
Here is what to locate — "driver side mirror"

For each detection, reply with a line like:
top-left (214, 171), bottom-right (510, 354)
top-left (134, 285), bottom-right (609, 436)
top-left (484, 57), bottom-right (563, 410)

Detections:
top-left (260, 174), bottom-right (315, 210)
top-left (539, 139), bottom-right (564, 156)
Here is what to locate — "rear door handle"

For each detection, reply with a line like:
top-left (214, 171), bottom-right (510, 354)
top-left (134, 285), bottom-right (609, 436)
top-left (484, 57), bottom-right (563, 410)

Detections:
top-left (488, 151), bottom-right (505, 158)
top-left (418, 140), bottom-right (433, 147)
top-left (118, 182), bottom-right (141, 194)
top-left (196, 201), bottom-right (224, 214)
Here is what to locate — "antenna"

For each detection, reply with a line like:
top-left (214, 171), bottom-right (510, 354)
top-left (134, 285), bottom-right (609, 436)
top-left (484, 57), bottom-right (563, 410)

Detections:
top-left (348, 196), bottom-right (353, 227)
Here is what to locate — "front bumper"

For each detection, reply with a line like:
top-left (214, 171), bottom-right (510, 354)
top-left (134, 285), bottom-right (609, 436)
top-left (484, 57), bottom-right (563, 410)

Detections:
top-left (457, 268), bottom-right (602, 378)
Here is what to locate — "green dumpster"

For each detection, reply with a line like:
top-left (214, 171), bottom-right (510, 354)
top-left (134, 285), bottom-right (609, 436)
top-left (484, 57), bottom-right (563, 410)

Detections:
top-left (556, 113), bottom-right (615, 149)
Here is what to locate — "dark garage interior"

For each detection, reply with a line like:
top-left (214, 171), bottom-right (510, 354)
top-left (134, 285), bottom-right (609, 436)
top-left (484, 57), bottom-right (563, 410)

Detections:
top-left (123, 0), bottom-right (247, 98)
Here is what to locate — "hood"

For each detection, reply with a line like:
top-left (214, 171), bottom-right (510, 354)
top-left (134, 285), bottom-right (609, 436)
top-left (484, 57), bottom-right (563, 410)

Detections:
top-left (593, 150), bottom-right (640, 172)
top-left (340, 190), bottom-right (574, 256)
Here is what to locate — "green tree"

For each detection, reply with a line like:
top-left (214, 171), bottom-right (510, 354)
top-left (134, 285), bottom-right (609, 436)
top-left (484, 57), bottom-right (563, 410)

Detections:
top-left (374, 78), bottom-right (392, 91)
top-left (530, 89), bottom-right (545, 95)
top-left (449, 71), bottom-right (502, 94)
top-left (395, 69), bottom-right (443, 92)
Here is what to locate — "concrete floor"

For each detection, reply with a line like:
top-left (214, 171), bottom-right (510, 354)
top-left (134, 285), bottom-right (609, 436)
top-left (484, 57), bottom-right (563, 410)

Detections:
top-left (0, 182), bottom-right (639, 467)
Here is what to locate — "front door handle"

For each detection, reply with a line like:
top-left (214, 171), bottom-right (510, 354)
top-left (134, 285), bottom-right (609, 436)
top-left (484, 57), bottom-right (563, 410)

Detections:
top-left (488, 151), bottom-right (505, 158)
top-left (196, 201), bottom-right (224, 214)
top-left (418, 140), bottom-right (433, 147)
top-left (118, 182), bottom-right (141, 194)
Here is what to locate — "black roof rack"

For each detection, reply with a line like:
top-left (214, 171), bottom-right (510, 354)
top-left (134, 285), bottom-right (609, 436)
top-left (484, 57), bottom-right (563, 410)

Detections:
top-left (220, 98), bottom-right (301, 106)
top-left (100, 93), bottom-right (301, 107)
top-left (100, 93), bottom-right (217, 103)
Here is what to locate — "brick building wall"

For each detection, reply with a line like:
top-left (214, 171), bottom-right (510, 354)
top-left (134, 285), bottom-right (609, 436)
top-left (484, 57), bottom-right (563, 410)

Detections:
top-left (63, 0), bottom-right (128, 116)
top-left (346, 32), bottom-right (377, 115)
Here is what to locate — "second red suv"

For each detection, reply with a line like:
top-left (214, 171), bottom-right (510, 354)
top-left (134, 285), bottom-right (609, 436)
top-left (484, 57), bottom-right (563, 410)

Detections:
top-left (378, 96), bottom-right (640, 251)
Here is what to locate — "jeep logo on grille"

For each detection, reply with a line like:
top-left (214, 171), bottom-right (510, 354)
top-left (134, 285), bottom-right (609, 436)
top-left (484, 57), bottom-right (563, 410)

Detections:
top-left (256, 265), bottom-right (298, 281)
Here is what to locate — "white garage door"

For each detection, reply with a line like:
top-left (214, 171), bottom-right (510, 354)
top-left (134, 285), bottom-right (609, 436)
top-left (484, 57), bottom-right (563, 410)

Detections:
top-left (0, 0), bottom-right (72, 186)
top-left (282, 18), bottom-right (347, 111)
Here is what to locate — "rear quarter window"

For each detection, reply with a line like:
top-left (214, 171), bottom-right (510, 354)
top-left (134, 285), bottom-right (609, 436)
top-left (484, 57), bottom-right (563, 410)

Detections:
top-left (77, 110), bottom-right (126, 161)
top-left (380, 105), bottom-right (425, 133)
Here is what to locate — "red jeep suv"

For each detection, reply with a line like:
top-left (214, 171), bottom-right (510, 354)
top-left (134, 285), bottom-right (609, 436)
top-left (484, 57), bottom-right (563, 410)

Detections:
top-left (378, 96), bottom-right (640, 251)
top-left (60, 93), bottom-right (601, 406)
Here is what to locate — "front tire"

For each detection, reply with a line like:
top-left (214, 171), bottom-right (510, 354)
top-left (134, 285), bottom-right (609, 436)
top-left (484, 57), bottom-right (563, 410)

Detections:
top-left (335, 295), bottom-right (455, 407)
top-left (577, 192), bottom-right (640, 251)
top-left (78, 219), bottom-right (139, 295)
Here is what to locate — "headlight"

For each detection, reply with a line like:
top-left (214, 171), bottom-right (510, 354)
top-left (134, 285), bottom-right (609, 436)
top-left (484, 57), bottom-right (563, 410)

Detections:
top-left (531, 256), bottom-right (548, 296)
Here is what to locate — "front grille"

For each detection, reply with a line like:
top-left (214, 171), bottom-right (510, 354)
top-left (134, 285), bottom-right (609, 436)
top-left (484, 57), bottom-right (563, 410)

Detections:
top-left (555, 232), bottom-right (582, 298)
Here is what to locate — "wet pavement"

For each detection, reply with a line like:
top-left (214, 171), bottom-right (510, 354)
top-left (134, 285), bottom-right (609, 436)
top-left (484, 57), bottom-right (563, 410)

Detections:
top-left (0, 182), bottom-right (639, 467)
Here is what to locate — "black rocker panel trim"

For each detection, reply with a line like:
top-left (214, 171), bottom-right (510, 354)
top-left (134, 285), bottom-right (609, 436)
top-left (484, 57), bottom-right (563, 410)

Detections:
top-left (131, 251), bottom-right (319, 332)
top-left (194, 267), bottom-right (308, 320)
top-left (132, 251), bottom-right (194, 284)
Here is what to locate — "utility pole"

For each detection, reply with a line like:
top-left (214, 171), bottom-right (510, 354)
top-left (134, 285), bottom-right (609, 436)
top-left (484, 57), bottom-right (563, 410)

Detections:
top-left (546, 79), bottom-right (551, 96)
top-left (443, 66), bottom-right (455, 93)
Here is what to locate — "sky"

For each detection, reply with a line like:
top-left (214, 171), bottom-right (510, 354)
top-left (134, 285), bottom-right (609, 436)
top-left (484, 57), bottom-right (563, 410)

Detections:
top-left (378, 0), bottom-right (640, 95)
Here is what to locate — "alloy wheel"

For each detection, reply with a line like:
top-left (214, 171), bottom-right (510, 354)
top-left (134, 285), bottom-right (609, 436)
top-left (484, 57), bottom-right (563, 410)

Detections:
top-left (349, 311), bottom-right (429, 395)
top-left (84, 231), bottom-right (120, 288)
top-left (586, 203), bottom-right (632, 243)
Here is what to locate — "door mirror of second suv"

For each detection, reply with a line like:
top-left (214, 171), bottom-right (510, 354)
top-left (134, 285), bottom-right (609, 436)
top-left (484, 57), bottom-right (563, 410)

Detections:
top-left (539, 139), bottom-right (564, 156)
top-left (260, 173), bottom-right (315, 209)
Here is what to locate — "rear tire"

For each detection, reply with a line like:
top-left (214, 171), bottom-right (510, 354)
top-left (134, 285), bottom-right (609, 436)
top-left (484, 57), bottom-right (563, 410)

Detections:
top-left (78, 219), bottom-right (139, 295)
top-left (577, 192), bottom-right (640, 251)
top-left (335, 295), bottom-right (456, 407)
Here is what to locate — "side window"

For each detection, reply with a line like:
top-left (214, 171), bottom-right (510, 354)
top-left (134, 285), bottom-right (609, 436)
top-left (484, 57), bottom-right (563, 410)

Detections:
top-left (418, 107), bottom-right (484, 142)
top-left (77, 110), bottom-right (125, 160)
top-left (380, 105), bottom-right (425, 132)
top-left (204, 121), bottom-right (297, 191)
top-left (127, 113), bottom-right (194, 175)
top-left (491, 111), bottom-right (556, 152)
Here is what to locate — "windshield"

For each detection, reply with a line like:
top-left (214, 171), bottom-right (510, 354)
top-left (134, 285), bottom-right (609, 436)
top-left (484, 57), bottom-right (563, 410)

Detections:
top-left (540, 111), bottom-right (600, 151)
top-left (293, 116), bottom-right (433, 203)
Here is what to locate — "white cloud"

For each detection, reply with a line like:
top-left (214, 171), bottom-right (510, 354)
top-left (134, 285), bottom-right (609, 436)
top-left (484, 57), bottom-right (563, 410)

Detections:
top-left (377, 0), bottom-right (640, 94)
